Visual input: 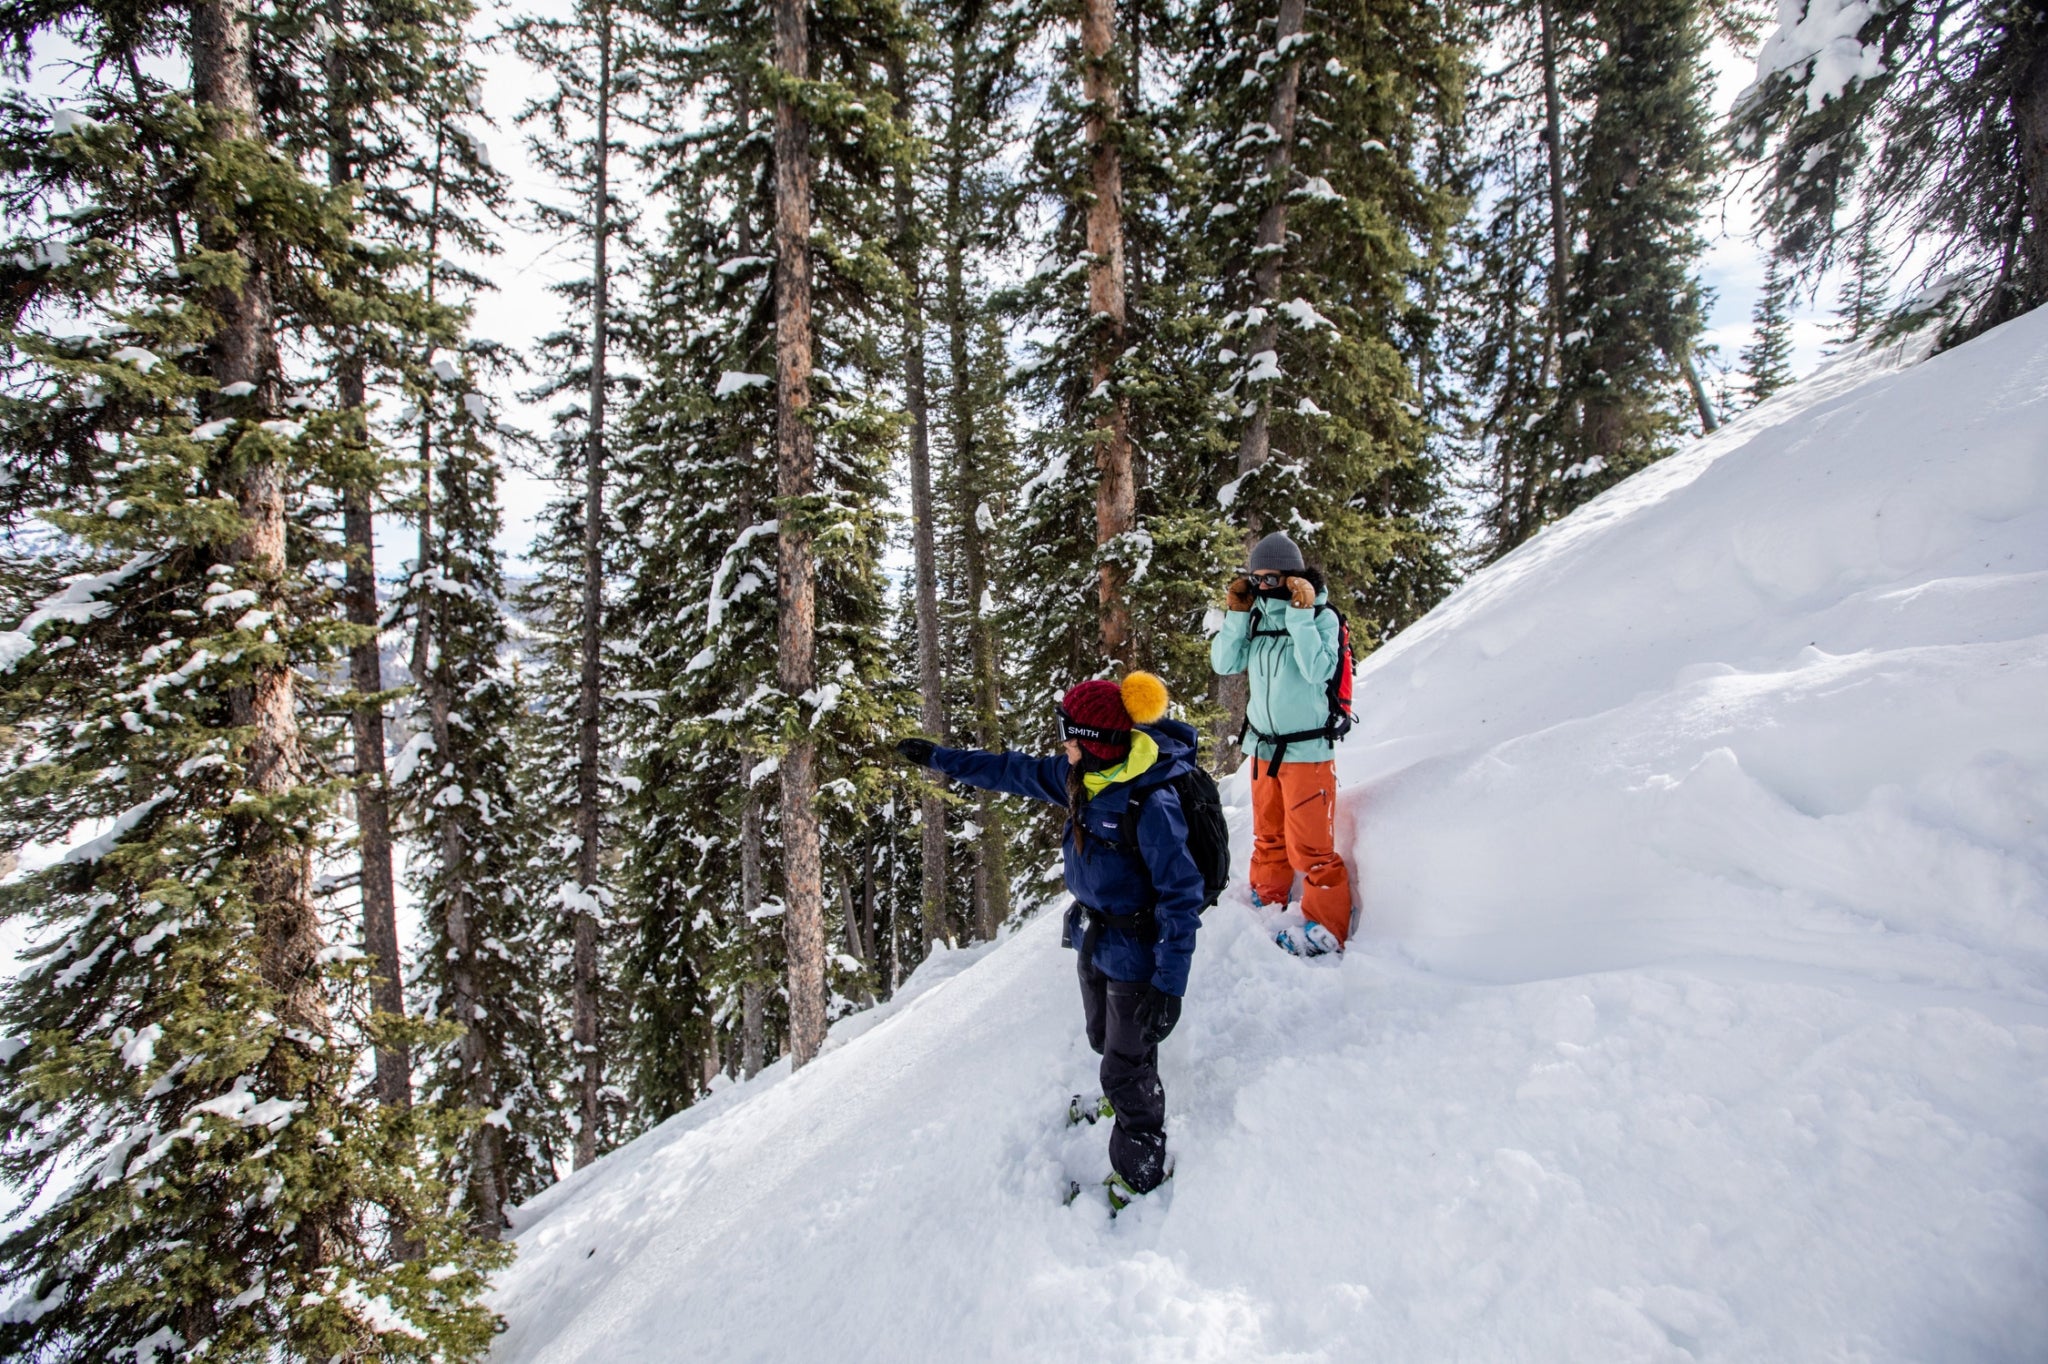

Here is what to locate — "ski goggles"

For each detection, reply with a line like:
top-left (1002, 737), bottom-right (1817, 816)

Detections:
top-left (1055, 708), bottom-right (1129, 748)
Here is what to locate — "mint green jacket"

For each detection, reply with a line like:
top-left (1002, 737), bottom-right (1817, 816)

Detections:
top-left (1210, 590), bottom-right (1342, 765)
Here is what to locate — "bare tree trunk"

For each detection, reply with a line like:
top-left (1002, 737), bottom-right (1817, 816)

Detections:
top-left (860, 838), bottom-right (879, 974)
top-left (891, 56), bottom-right (950, 957)
top-left (838, 870), bottom-right (872, 1006)
top-left (739, 773), bottom-right (765, 1078)
top-left (1215, 0), bottom-right (1305, 773)
top-left (1081, 0), bottom-right (1134, 665)
top-left (325, 3), bottom-right (409, 1113)
top-left (938, 34), bottom-right (1009, 939)
top-left (1538, 0), bottom-right (1571, 391)
top-left (1235, 0), bottom-right (1305, 482)
top-left (1678, 345), bottom-right (1718, 433)
top-left (773, 0), bottom-right (826, 1069)
top-left (195, 0), bottom-right (331, 1269)
top-left (571, 0), bottom-right (614, 1169)
top-left (884, 830), bottom-right (901, 991)
top-left (2010, 31), bottom-right (2048, 316)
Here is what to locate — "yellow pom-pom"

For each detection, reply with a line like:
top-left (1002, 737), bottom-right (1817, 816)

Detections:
top-left (1121, 670), bottom-right (1170, 725)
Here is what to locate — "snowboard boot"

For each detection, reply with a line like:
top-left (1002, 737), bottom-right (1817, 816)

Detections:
top-left (1104, 1164), bottom-right (1174, 1218)
top-left (1274, 919), bottom-right (1342, 958)
top-left (1067, 1093), bottom-right (1115, 1127)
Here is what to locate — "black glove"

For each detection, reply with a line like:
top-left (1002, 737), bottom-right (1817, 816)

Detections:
top-left (895, 737), bottom-right (937, 768)
top-left (1134, 985), bottom-right (1182, 1046)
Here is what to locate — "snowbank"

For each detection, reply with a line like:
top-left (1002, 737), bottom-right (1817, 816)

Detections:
top-left (489, 311), bottom-right (2048, 1362)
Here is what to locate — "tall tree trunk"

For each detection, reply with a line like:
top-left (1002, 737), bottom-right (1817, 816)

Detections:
top-left (1235, 0), bottom-right (1305, 482)
top-left (194, 0), bottom-right (331, 1268)
top-left (1081, 0), bottom-right (1133, 664)
top-left (838, 870), bottom-right (872, 1006)
top-left (891, 55), bottom-right (950, 957)
top-left (1215, 0), bottom-right (1306, 773)
top-left (1678, 345), bottom-right (1718, 433)
top-left (883, 826), bottom-right (900, 990)
top-left (940, 33), bottom-right (1008, 939)
top-left (2010, 29), bottom-right (2048, 315)
top-left (571, 0), bottom-right (614, 1168)
top-left (860, 837), bottom-right (879, 973)
top-left (739, 771), bottom-right (765, 1078)
top-left (325, 2), bottom-right (409, 1114)
top-left (1538, 0), bottom-right (1571, 392)
top-left (773, 0), bottom-right (827, 1068)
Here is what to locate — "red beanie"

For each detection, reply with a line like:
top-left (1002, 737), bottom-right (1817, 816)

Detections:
top-left (1059, 679), bottom-right (1132, 761)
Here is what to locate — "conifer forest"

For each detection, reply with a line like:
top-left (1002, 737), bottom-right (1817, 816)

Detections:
top-left (0, 0), bottom-right (2043, 1355)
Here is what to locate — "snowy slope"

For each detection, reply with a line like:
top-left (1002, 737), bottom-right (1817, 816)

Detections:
top-left (488, 312), bottom-right (2048, 1364)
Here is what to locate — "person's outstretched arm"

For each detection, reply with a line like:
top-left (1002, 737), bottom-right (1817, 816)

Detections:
top-left (924, 745), bottom-right (1069, 807)
top-left (1135, 788), bottom-right (1207, 997)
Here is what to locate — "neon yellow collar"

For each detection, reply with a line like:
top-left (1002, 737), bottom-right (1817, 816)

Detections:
top-left (1082, 730), bottom-right (1159, 797)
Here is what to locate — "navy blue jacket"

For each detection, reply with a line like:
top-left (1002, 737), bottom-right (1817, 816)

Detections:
top-left (930, 719), bottom-right (1206, 996)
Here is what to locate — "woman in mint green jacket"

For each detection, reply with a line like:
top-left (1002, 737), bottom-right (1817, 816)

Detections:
top-left (1210, 531), bottom-right (1355, 957)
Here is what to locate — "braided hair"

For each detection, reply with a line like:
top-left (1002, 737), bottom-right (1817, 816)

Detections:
top-left (1064, 750), bottom-right (1110, 854)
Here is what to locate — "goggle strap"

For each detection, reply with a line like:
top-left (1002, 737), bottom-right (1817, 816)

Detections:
top-left (1057, 711), bottom-right (1126, 746)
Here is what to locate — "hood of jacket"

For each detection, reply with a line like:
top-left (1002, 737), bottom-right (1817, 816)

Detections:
top-left (1080, 717), bottom-right (1198, 799)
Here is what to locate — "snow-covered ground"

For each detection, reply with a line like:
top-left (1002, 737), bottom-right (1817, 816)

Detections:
top-left (487, 311), bottom-right (2048, 1363)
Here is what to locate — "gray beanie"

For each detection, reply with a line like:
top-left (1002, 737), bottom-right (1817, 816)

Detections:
top-left (1245, 531), bottom-right (1305, 573)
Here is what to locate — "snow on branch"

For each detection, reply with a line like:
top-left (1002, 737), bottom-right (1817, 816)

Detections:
top-left (0, 552), bottom-right (158, 671)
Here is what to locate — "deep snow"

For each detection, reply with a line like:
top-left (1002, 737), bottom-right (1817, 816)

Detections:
top-left (487, 311), bottom-right (2048, 1363)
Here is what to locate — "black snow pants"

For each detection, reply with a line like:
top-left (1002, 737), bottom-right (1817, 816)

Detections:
top-left (1077, 951), bottom-right (1170, 1193)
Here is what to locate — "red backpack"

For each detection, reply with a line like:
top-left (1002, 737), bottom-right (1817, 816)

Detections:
top-left (1323, 607), bottom-right (1357, 738)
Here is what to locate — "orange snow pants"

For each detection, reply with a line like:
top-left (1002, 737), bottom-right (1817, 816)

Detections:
top-left (1249, 759), bottom-right (1354, 946)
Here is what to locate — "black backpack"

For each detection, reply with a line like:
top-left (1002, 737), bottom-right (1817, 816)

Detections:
top-left (1119, 767), bottom-right (1230, 912)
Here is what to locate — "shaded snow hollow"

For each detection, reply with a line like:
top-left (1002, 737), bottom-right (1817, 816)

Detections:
top-left (490, 313), bottom-right (2048, 1363)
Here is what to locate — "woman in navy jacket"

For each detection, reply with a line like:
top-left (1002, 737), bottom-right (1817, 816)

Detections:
top-left (895, 671), bottom-right (1205, 1199)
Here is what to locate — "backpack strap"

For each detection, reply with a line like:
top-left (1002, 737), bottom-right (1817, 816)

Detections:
top-left (1242, 599), bottom-right (1345, 778)
top-left (1078, 785), bottom-right (1161, 942)
top-left (1245, 599), bottom-right (1326, 638)
top-left (1242, 717), bottom-right (1342, 780)
top-left (1116, 785), bottom-right (1164, 908)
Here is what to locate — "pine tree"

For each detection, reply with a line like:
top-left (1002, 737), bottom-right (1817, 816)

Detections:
top-left (925, 0), bottom-right (1029, 941)
top-left (769, 0), bottom-right (829, 1069)
top-left (1731, 0), bottom-right (2048, 338)
top-left (1002, 0), bottom-right (1230, 754)
top-left (1550, 0), bottom-right (1717, 513)
top-left (607, 0), bottom-right (906, 1090)
top-left (1828, 214), bottom-right (1891, 350)
top-left (1457, 128), bottom-right (1560, 559)
top-left (1740, 252), bottom-right (1797, 406)
top-left (1187, 0), bottom-right (1466, 753)
top-left (398, 332), bottom-right (565, 1234)
top-left (1000, 0), bottom-right (1148, 704)
top-left (877, 0), bottom-right (1038, 948)
top-left (764, 0), bottom-right (910, 1068)
top-left (0, 1), bottom-right (502, 1354)
top-left (295, 0), bottom-right (513, 1125)
top-left (610, 0), bottom-right (786, 1109)
top-left (889, 42), bottom-right (953, 954)
top-left (509, 0), bottom-right (643, 1163)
